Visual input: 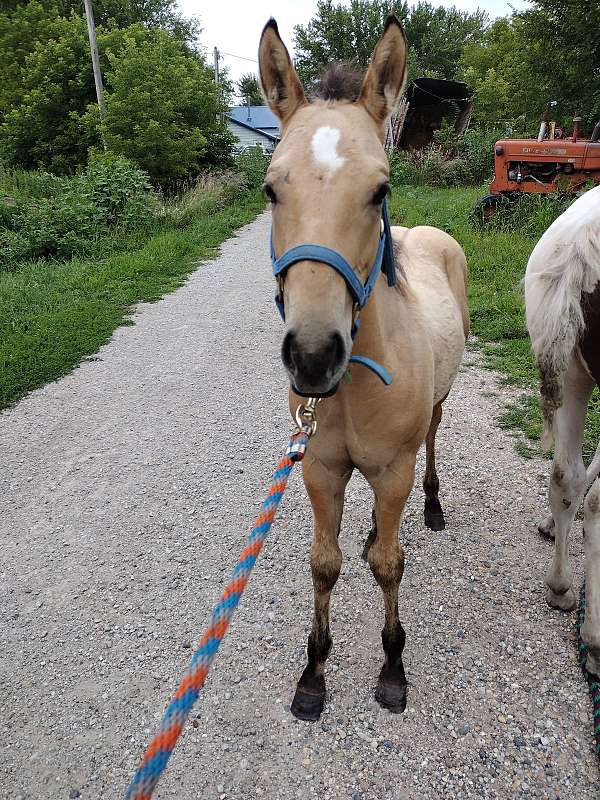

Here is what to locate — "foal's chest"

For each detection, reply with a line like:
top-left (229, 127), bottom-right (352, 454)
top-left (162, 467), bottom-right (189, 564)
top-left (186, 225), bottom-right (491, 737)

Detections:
top-left (581, 283), bottom-right (600, 385)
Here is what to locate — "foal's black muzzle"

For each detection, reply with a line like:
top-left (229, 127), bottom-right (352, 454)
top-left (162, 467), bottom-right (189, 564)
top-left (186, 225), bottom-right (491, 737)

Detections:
top-left (282, 329), bottom-right (347, 397)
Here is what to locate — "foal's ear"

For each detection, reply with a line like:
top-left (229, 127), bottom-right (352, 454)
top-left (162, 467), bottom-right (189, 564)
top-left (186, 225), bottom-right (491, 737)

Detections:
top-left (359, 15), bottom-right (407, 124)
top-left (259, 18), bottom-right (306, 124)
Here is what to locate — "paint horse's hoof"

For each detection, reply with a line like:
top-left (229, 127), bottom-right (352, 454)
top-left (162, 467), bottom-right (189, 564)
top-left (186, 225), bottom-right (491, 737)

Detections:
top-left (586, 648), bottom-right (600, 677)
top-left (537, 515), bottom-right (555, 540)
top-left (291, 673), bottom-right (326, 721)
top-left (546, 585), bottom-right (577, 611)
top-left (375, 680), bottom-right (407, 714)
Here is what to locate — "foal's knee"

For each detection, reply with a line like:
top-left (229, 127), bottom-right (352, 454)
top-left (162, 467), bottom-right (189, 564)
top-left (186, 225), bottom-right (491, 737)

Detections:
top-left (367, 538), bottom-right (404, 590)
top-left (310, 541), bottom-right (342, 593)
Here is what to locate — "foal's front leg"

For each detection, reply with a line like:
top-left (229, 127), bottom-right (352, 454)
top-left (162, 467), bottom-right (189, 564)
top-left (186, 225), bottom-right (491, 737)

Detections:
top-left (368, 455), bottom-right (416, 712)
top-left (291, 454), bottom-right (349, 721)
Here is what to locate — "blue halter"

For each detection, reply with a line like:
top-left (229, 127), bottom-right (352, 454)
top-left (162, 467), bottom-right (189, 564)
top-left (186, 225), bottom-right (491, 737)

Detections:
top-left (270, 198), bottom-right (396, 387)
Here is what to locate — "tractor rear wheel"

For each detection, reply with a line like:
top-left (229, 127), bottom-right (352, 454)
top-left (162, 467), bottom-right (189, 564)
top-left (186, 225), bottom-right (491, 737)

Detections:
top-left (472, 193), bottom-right (503, 224)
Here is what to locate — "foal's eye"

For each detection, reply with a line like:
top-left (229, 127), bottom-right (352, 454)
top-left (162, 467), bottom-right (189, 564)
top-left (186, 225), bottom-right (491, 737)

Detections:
top-left (263, 183), bottom-right (277, 204)
top-left (372, 182), bottom-right (390, 205)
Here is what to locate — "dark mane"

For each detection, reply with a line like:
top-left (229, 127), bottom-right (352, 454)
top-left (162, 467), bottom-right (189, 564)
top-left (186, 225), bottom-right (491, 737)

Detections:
top-left (312, 63), bottom-right (363, 102)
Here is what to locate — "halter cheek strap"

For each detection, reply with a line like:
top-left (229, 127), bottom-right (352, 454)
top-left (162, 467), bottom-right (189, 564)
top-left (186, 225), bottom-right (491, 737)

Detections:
top-left (270, 197), bottom-right (395, 386)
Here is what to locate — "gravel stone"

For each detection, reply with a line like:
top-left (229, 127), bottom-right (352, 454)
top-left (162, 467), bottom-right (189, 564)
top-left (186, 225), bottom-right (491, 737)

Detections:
top-left (0, 212), bottom-right (596, 799)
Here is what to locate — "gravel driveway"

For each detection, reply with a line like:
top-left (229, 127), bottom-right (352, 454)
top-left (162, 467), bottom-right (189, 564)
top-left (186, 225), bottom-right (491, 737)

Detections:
top-left (1, 211), bottom-right (597, 799)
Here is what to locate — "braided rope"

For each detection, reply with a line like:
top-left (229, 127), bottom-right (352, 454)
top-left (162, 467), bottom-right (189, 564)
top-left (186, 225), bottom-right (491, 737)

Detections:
top-left (125, 427), bottom-right (311, 799)
top-left (577, 582), bottom-right (600, 757)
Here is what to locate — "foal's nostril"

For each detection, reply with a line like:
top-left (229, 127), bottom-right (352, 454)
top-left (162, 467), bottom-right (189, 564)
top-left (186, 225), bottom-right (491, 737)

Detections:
top-left (281, 330), bottom-right (298, 372)
top-left (328, 331), bottom-right (345, 368)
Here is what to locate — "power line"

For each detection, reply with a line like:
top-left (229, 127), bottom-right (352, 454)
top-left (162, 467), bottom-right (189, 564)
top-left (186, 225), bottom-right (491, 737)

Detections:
top-left (220, 51), bottom-right (259, 64)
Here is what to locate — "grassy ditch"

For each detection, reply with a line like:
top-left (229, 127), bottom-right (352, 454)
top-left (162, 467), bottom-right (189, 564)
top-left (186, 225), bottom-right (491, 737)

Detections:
top-left (388, 185), bottom-right (599, 460)
top-left (0, 154), bottom-right (267, 409)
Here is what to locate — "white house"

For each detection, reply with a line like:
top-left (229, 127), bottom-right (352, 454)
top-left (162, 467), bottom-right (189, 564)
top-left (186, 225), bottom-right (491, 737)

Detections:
top-left (226, 105), bottom-right (280, 153)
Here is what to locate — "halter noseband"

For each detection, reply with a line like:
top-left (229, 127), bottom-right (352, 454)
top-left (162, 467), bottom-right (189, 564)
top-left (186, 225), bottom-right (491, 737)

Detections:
top-left (270, 198), bottom-right (396, 386)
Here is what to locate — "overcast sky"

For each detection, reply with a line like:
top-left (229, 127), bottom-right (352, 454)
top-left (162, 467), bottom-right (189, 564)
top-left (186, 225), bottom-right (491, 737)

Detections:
top-left (178, 1), bottom-right (528, 99)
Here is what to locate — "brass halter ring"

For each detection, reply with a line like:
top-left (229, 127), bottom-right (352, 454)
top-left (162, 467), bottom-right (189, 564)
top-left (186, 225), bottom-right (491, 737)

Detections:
top-left (294, 397), bottom-right (320, 437)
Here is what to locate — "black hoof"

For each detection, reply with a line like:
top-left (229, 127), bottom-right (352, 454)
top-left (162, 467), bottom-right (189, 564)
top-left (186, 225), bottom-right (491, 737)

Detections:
top-left (375, 680), bottom-right (407, 713)
top-left (291, 684), bottom-right (326, 721)
top-left (424, 509), bottom-right (446, 531)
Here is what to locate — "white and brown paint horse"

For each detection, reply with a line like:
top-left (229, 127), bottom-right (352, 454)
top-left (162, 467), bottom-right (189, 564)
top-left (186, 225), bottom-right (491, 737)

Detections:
top-left (524, 185), bottom-right (600, 673)
top-left (259, 17), bottom-right (469, 719)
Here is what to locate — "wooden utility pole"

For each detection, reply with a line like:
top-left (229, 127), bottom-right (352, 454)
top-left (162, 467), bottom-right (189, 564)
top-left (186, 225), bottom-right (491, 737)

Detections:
top-left (83, 0), bottom-right (106, 123)
top-left (213, 47), bottom-right (220, 84)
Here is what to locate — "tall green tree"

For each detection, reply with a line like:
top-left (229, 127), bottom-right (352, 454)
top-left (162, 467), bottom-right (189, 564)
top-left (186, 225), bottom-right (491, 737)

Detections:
top-left (459, 17), bottom-right (536, 129)
top-left (0, 6), bottom-right (233, 179)
top-left (0, 10), bottom-right (95, 172)
top-left (518, 0), bottom-right (600, 129)
top-left (1, 0), bottom-right (197, 41)
top-left (293, 1), bottom-right (487, 88)
top-left (460, 3), bottom-right (600, 131)
top-left (237, 73), bottom-right (263, 105)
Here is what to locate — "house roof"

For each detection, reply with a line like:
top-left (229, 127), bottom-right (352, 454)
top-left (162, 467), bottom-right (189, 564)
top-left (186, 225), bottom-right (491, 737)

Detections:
top-left (228, 105), bottom-right (279, 132)
top-left (226, 116), bottom-right (279, 142)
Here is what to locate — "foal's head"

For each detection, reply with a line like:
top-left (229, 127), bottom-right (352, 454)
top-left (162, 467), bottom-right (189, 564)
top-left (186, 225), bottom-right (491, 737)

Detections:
top-left (259, 17), bottom-right (407, 396)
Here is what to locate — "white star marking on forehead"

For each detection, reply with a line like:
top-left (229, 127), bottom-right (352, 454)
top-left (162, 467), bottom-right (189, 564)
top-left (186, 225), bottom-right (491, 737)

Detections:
top-left (311, 126), bottom-right (345, 172)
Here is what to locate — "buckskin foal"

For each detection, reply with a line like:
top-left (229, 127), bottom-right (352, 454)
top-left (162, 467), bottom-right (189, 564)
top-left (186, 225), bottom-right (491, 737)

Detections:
top-left (259, 16), bottom-right (469, 719)
top-left (524, 184), bottom-right (600, 674)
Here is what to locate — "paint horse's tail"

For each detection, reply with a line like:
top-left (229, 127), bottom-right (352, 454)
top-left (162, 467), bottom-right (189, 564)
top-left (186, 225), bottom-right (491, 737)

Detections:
top-left (524, 209), bottom-right (600, 449)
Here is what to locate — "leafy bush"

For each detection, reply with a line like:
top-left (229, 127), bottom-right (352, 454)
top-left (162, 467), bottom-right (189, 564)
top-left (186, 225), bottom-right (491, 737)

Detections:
top-left (80, 151), bottom-right (156, 226)
top-left (234, 147), bottom-right (270, 191)
top-left (0, 154), bottom-right (157, 268)
top-left (389, 147), bottom-right (471, 188)
top-left (389, 124), bottom-right (499, 188)
top-left (444, 126), bottom-right (501, 183)
top-left (102, 29), bottom-right (234, 184)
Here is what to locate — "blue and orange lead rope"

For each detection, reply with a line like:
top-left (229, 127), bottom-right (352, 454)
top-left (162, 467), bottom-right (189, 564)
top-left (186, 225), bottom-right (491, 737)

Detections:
top-left (125, 426), bottom-right (312, 799)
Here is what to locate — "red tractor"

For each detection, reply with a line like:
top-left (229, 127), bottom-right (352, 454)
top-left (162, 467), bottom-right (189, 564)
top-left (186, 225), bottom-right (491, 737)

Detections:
top-left (477, 109), bottom-right (600, 217)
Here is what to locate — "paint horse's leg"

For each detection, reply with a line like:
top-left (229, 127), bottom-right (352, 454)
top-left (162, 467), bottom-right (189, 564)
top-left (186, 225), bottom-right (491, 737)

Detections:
top-left (545, 357), bottom-right (594, 610)
top-left (584, 477), bottom-right (600, 675)
top-left (291, 455), bottom-right (350, 721)
top-left (423, 401), bottom-right (445, 531)
top-left (542, 440), bottom-right (600, 540)
top-left (367, 454), bottom-right (416, 712)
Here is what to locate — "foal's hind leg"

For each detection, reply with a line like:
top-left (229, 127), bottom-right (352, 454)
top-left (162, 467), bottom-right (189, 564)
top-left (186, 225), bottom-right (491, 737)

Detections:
top-left (361, 508), bottom-right (377, 562)
top-left (423, 401), bottom-right (445, 531)
top-left (545, 358), bottom-right (593, 610)
top-left (367, 454), bottom-right (416, 713)
top-left (291, 456), bottom-right (349, 721)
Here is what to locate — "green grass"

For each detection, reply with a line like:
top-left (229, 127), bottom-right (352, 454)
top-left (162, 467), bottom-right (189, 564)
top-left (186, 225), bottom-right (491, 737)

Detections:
top-left (388, 185), bottom-right (599, 461)
top-left (0, 190), bottom-right (265, 409)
